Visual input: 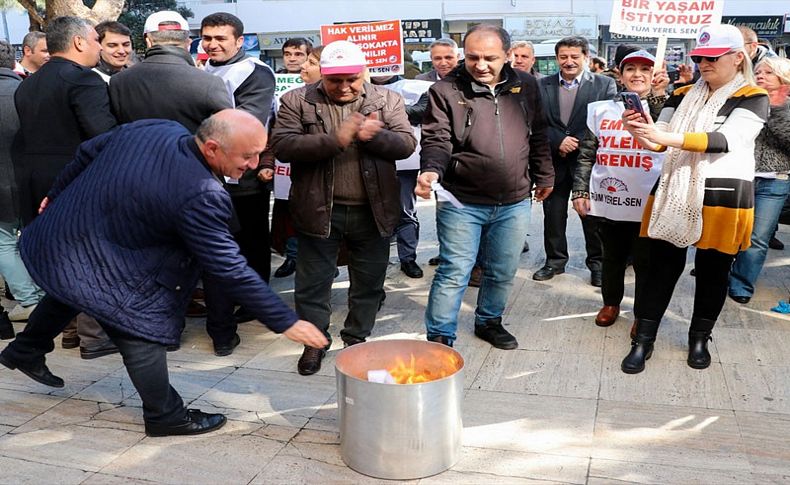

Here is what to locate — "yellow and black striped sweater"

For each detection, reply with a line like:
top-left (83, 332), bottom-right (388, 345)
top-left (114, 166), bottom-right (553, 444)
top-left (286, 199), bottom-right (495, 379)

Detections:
top-left (640, 84), bottom-right (769, 254)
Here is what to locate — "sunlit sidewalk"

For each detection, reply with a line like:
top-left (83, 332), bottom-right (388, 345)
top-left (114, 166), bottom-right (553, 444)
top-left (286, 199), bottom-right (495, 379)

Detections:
top-left (1, 199), bottom-right (789, 484)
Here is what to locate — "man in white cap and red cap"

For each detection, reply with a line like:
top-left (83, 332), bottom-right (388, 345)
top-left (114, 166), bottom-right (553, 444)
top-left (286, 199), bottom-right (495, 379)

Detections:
top-left (271, 40), bottom-right (417, 375)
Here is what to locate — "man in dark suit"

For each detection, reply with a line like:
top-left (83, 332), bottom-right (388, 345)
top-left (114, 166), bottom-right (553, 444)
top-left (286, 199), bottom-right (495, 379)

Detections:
top-left (416, 38), bottom-right (459, 82)
top-left (535, 36), bottom-right (616, 286)
top-left (14, 16), bottom-right (116, 225)
top-left (14, 16), bottom-right (118, 357)
top-left (0, 110), bottom-right (328, 437)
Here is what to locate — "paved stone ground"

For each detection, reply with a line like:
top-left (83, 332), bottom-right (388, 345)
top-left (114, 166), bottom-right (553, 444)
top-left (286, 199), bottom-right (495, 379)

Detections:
top-left (1, 199), bottom-right (789, 484)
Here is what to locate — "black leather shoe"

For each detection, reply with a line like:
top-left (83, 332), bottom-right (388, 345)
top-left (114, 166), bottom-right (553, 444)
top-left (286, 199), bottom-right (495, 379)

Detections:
top-left (145, 409), bottom-right (227, 437)
top-left (274, 258), bottom-right (296, 278)
top-left (233, 307), bottom-right (256, 324)
top-left (0, 312), bottom-right (15, 340)
top-left (0, 353), bottom-right (64, 387)
top-left (185, 300), bottom-right (207, 318)
top-left (590, 270), bottom-right (603, 287)
top-left (687, 331), bottom-right (712, 369)
top-left (297, 346), bottom-right (326, 375)
top-left (80, 342), bottom-right (120, 360)
top-left (532, 266), bottom-right (564, 281)
top-left (428, 256), bottom-right (441, 266)
top-left (474, 318), bottom-right (518, 350)
top-left (522, 241), bottom-right (530, 253)
top-left (213, 333), bottom-right (241, 357)
top-left (769, 236), bottom-right (784, 250)
top-left (728, 294), bottom-right (750, 305)
top-left (428, 335), bottom-right (453, 347)
top-left (400, 260), bottom-right (424, 278)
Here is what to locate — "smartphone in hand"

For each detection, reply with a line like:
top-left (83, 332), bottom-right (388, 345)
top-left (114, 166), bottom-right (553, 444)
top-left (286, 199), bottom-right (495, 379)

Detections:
top-left (621, 91), bottom-right (648, 122)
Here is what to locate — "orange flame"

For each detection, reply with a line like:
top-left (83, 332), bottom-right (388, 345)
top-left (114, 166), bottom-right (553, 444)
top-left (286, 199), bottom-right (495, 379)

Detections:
top-left (386, 352), bottom-right (460, 384)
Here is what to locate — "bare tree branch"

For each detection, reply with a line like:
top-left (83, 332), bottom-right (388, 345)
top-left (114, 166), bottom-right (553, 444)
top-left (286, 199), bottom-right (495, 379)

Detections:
top-left (14, 0), bottom-right (44, 27)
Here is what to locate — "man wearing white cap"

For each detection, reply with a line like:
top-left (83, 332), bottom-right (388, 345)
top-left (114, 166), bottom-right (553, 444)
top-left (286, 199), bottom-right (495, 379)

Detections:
top-left (109, 10), bottom-right (232, 132)
top-left (271, 40), bottom-right (417, 375)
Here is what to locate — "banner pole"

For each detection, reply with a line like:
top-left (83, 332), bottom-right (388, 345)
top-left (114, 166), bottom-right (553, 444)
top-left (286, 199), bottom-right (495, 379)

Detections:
top-left (654, 35), bottom-right (669, 69)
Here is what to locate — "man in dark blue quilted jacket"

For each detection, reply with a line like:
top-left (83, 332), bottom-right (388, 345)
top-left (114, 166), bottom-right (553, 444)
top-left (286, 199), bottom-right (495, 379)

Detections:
top-left (0, 110), bottom-right (327, 437)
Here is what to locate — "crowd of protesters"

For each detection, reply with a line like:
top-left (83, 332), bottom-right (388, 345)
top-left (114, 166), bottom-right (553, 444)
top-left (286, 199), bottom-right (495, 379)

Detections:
top-left (0, 10), bottom-right (787, 437)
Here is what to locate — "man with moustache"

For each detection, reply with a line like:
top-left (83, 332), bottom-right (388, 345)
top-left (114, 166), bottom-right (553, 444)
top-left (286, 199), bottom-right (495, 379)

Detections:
top-left (272, 40), bottom-right (416, 375)
top-left (416, 38), bottom-right (459, 82)
top-left (416, 24), bottom-right (554, 349)
top-left (535, 36), bottom-right (616, 286)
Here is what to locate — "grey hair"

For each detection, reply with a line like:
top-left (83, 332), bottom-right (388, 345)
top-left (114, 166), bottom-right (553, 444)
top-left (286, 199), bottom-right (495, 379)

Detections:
top-left (0, 40), bottom-right (15, 69)
top-left (510, 40), bottom-right (534, 52)
top-left (22, 31), bottom-right (46, 52)
top-left (429, 38), bottom-right (458, 54)
top-left (146, 28), bottom-right (190, 46)
top-left (755, 56), bottom-right (790, 86)
top-left (196, 114), bottom-right (231, 146)
top-left (46, 16), bottom-right (93, 55)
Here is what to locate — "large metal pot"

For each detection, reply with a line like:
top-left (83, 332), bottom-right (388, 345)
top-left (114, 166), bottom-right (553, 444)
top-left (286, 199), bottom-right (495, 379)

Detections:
top-left (335, 339), bottom-right (464, 480)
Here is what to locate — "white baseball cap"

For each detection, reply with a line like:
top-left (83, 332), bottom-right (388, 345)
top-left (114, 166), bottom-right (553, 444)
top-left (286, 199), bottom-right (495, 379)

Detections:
top-left (143, 11), bottom-right (189, 34)
top-left (689, 24), bottom-right (744, 58)
top-left (619, 49), bottom-right (657, 70)
top-left (320, 40), bottom-right (367, 75)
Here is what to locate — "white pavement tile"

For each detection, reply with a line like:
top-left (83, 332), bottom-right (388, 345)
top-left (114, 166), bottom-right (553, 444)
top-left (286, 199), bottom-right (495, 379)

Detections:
top-left (599, 359), bottom-right (733, 410)
top-left (101, 420), bottom-right (282, 484)
top-left (736, 411), bottom-right (790, 476)
top-left (588, 458), bottom-right (755, 484)
top-left (591, 401), bottom-right (749, 471)
top-left (722, 363), bottom-right (790, 414)
top-left (0, 389), bottom-right (64, 427)
top-left (471, 349), bottom-right (602, 399)
top-left (0, 423), bottom-right (142, 472)
top-left (0, 455), bottom-right (92, 484)
top-left (449, 446), bottom-right (589, 484)
top-left (462, 390), bottom-right (597, 458)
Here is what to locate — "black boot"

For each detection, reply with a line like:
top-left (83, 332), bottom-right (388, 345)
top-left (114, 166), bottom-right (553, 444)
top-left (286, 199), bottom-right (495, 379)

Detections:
top-left (621, 319), bottom-right (659, 374)
top-left (688, 318), bottom-right (715, 369)
top-left (0, 311), bottom-right (14, 340)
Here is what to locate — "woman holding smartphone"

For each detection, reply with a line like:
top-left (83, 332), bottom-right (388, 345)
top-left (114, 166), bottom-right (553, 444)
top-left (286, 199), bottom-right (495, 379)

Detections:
top-left (621, 24), bottom-right (768, 374)
top-left (572, 49), bottom-right (669, 331)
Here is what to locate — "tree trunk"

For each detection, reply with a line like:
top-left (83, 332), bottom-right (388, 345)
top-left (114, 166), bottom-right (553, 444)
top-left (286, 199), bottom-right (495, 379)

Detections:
top-left (45, 0), bottom-right (124, 26)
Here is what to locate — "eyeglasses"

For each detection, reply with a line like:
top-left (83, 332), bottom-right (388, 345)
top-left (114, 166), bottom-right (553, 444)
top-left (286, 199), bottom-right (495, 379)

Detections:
top-left (691, 51), bottom-right (735, 64)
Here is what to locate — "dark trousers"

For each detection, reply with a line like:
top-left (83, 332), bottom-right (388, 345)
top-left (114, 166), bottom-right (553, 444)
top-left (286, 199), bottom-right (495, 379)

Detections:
top-left (598, 219), bottom-right (648, 307)
top-left (634, 239), bottom-right (735, 324)
top-left (295, 204), bottom-right (389, 345)
top-left (205, 192), bottom-right (270, 345)
top-left (1, 294), bottom-right (185, 424)
top-left (542, 176), bottom-right (603, 271)
top-left (395, 170), bottom-right (419, 263)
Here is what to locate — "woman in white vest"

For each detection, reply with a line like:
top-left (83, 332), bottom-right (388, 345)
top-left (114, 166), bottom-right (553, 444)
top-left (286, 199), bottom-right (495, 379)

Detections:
top-left (572, 49), bottom-right (668, 333)
top-left (621, 24), bottom-right (769, 374)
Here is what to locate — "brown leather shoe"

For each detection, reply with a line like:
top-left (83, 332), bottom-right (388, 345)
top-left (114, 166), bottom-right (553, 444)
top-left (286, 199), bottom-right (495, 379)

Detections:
top-left (595, 305), bottom-right (620, 327)
top-left (297, 346), bottom-right (326, 376)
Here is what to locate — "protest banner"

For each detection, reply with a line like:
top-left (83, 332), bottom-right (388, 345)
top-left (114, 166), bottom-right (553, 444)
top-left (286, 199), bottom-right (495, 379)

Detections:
top-left (273, 74), bottom-right (305, 199)
top-left (321, 20), bottom-right (404, 77)
top-left (609, 0), bottom-right (724, 67)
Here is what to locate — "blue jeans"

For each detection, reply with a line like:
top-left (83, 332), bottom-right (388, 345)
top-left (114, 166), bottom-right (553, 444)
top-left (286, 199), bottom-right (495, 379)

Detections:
top-left (425, 199), bottom-right (531, 343)
top-left (0, 221), bottom-right (44, 306)
top-left (729, 177), bottom-right (790, 298)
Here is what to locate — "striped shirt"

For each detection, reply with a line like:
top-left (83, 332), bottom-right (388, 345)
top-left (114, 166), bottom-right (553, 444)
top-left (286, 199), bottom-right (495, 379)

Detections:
top-left (640, 84), bottom-right (769, 254)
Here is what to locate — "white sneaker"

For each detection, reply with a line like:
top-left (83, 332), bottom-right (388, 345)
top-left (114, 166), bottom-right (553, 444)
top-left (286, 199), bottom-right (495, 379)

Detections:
top-left (8, 303), bottom-right (36, 322)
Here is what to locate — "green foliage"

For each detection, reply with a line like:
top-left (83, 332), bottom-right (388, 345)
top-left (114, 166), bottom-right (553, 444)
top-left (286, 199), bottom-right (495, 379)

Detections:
top-left (118, 0), bottom-right (193, 54)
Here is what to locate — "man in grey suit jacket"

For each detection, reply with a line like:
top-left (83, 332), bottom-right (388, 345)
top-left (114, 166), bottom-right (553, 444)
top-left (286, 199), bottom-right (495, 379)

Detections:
top-left (416, 38), bottom-right (459, 82)
top-left (534, 36), bottom-right (616, 286)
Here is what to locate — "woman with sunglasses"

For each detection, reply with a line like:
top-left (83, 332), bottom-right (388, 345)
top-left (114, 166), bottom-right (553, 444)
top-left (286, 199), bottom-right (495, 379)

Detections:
top-left (620, 24), bottom-right (769, 374)
top-left (572, 49), bottom-right (669, 331)
top-left (728, 57), bottom-right (790, 304)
